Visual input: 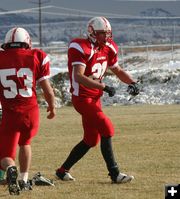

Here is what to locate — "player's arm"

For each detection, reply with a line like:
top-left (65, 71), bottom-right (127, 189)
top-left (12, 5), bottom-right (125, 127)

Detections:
top-left (73, 64), bottom-right (105, 90)
top-left (110, 65), bottom-right (135, 84)
top-left (39, 79), bottom-right (56, 119)
top-left (110, 65), bottom-right (139, 96)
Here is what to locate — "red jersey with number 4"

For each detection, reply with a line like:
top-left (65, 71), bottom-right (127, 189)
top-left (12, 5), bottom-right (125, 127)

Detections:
top-left (68, 38), bottom-right (119, 98)
top-left (0, 48), bottom-right (50, 111)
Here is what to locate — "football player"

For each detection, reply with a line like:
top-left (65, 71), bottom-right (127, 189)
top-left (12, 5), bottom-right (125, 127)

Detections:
top-left (56, 16), bottom-right (139, 183)
top-left (0, 27), bottom-right (56, 194)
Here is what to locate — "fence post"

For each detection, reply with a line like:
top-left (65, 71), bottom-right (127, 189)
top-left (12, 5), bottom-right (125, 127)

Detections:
top-left (146, 44), bottom-right (150, 68)
top-left (120, 45), bottom-right (125, 68)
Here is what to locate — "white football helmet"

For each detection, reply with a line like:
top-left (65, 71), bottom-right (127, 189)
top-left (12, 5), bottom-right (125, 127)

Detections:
top-left (2, 27), bottom-right (31, 49)
top-left (87, 16), bottom-right (112, 44)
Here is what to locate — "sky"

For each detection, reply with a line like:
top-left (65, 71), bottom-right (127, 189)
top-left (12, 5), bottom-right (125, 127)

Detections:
top-left (1, 0), bottom-right (180, 17)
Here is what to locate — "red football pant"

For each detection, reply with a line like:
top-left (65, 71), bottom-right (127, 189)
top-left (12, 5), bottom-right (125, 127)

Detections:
top-left (0, 106), bottom-right (39, 161)
top-left (72, 95), bottom-right (114, 147)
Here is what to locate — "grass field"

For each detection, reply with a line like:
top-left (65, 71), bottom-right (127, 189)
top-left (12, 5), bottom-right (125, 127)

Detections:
top-left (0, 105), bottom-right (180, 199)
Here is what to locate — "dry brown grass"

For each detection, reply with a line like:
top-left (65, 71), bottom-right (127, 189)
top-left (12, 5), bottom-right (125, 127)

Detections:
top-left (0, 105), bottom-right (180, 199)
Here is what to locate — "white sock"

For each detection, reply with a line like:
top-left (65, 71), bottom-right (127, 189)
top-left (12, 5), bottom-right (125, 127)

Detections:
top-left (19, 172), bottom-right (28, 183)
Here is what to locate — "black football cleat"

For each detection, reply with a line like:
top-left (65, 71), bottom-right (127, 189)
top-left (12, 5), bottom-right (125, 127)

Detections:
top-left (18, 180), bottom-right (33, 191)
top-left (6, 166), bottom-right (20, 195)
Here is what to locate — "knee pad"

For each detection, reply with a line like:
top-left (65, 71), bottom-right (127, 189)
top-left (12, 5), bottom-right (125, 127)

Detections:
top-left (97, 113), bottom-right (114, 137)
top-left (83, 135), bottom-right (100, 147)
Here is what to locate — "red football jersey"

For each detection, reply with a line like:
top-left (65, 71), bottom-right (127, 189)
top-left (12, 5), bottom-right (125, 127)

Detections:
top-left (0, 48), bottom-right (50, 111)
top-left (68, 38), bottom-right (119, 98)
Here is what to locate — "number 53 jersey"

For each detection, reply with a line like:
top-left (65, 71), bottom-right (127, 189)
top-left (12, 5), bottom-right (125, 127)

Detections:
top-left (68, 38), bottom-right (119, 98)
top-left (0, 48), bottom-right (50, 112)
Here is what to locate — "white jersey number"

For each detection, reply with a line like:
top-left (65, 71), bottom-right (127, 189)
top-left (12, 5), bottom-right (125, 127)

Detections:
top-left (91, 61), bottom-right (107, 79)
top-left (0, 68), bottom-right (33, 99)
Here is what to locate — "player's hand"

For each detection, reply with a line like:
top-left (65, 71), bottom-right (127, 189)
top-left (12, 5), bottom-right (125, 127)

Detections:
top-left (103, 85), bottom-right (116, 97)
top-left (127, 82), bottom-right (139, 96)
top-left (47, 107), bottom-right (56, 119)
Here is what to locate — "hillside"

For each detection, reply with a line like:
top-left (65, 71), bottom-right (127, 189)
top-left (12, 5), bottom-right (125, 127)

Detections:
top-left (35, 46), bottom-right (180, 108)
top-left (0, 8), bottom-right (180, 45)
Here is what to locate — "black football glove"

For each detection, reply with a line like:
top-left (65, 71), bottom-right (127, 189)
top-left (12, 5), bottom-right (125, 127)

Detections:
top-left (103, 86), bottom-right (116, 97)
top-left (127, 82), bottom-right (139, 96)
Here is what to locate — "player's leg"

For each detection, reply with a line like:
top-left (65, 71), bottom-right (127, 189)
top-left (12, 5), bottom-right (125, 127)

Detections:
top-left (56, 140), bottom-right (90, 181)
top-left (0, 108), bottom-right (5, 183)
top-left (56, 116), bottom-right (101, 181)
top-left (18, 145), bottom-right (31, 181)
top-left (0, 112), bottom-right (21, 195)
top-left (18, 107), bottom-right (39, 190)
top-left (97, 109), bottom-right (134, 183)
top-left (18, 144), bottom-right (33, 191)
top-left (56, 96), bottom-right (100, 181)
top-left (100, 135), bottom-right (134, 183)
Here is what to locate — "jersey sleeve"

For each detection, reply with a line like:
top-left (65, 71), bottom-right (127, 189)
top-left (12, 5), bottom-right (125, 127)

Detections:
top-left (68, 42), bottom-right (87, 67)
top-left (35, 49), bottom-right (51, 82)
top-left (107, 41), bottom-right (119, 69)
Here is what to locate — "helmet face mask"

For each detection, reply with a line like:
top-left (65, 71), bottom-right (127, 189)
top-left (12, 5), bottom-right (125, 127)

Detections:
top-left (1, 27), bottom-right (31, 49)
top-left (87, 17), bottom-right (112, 46)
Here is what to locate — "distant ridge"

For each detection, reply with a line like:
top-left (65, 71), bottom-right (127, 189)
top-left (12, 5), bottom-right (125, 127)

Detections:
top-left (0, 7), bottom-right (180, 45)
top-left (140, 8), bottom-right (175, 17)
